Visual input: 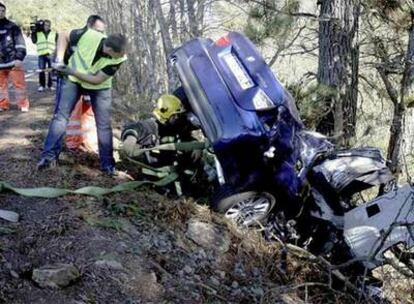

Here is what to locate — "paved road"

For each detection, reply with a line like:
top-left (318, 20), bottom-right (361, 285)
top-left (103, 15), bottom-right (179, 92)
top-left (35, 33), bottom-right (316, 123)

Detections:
top-left (24, 54), bottom-right (39, 79)
top-left (24, 37), bottom-right (42, 79)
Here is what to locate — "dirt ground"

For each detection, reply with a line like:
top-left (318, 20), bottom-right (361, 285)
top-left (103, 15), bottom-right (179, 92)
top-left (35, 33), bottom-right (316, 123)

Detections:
top-left (0, 69), bottom-right (291, 304)
top-left (0, 70), bottom-right (195, 303)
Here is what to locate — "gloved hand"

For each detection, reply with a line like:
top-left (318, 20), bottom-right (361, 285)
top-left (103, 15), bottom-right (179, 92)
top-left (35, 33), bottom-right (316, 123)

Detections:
top-left (190, 149), bottom-right (202, 162)
top-left (13, 60), bottom-right (23, 69)
top-left (122, 135), bottom-right (139, 156)
top-left (52, 62), bottom-right (73, 75)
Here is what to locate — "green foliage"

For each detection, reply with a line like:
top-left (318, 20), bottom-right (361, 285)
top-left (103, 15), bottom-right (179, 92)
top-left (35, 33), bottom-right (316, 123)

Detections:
top-left (2, 0), bottom-right (90, 32)
top-left (243, 0), bottom-right (298, 45)
top-left (374, 0), bottom-right (404, 11)
top-left (268, 14), bottom-right (293, 34)
top-left (245, 20), bottom-right (266, 43)
top-left (315, 84), bottom-right (338, 99)
top-left (249, 6), bottom-right (265, 19)
top-left (368, 0), bottom-right (412, 30)
top-left (286, 82), bottom-right (338, 128)
top-left (286, 0), bottom-right (300, 13)
top-left (404, 94), bottom-right (414, 108)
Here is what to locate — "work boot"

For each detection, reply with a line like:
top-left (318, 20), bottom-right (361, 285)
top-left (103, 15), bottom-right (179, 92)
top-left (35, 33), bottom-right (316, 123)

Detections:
top-left (102, 166), bottom-right (119, 177)
top-left (36, 158), bottom-right (57, 171)
top-left (38, 86), bottom-right (45, 92)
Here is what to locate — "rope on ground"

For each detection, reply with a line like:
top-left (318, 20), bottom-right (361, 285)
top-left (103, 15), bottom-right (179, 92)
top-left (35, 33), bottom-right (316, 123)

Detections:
top-left (0, 172), bottom-right (179, 199)
top-left (0, 141), bottom-right (207, 199)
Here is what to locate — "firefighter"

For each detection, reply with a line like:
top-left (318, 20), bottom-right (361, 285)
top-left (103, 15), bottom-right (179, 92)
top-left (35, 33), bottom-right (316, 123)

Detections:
top-left (37, 26), bottom-right (128, 176)
top-left (31, 19), bottom-right (57, 92)
top-left (121, 91), bottom-right (209, 196)
top-left (121, 91), bottom-right (196, 160)
top-left (0, 2), bottom-right (29, 112)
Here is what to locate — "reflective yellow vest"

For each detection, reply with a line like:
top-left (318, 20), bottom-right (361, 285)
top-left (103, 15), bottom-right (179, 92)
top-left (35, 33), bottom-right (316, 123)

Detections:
top-left (68, 29), bottom-right (127, 90)
top-left (36, 31), bottom-right (56, 56)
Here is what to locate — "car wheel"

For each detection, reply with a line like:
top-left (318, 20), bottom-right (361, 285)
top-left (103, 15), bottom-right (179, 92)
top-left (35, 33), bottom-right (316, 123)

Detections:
top-left (212, 190), bottom-right (276, 226)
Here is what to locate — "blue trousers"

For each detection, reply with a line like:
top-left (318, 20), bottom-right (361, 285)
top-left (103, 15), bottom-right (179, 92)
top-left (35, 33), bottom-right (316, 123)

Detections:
top-left (41, 79), bottom-right (115, 170)
top-left (38, 54), bottom-right (53, 88)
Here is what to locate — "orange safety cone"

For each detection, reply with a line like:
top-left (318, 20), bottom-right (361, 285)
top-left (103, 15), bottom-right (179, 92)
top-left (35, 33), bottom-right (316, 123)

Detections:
top-left (65, 95), bottom-right (98, 152)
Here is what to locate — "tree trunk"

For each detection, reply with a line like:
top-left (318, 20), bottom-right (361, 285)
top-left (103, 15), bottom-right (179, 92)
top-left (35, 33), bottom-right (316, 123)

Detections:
top-left (387, 103), bottom-right (405, 175)
top-left (152, 0), bottom-right (178, 91)
top-left (186, 0), bottom-right (200, 37)
top-left (179, 0), bottom-right (188, 42)
top-left (133, 0), bottom-right (156, 95)
top-left (344, 3), bottom-right (360, 145)
top-left (169, 0), bottom-right (179, 43)
top-left (386, 14), bottom-right (414, 176)
top-left (316, 0), bottom-right (360, 146)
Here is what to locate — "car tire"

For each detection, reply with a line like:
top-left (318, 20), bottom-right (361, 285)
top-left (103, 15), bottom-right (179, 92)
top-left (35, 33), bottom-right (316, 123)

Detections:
top-left (212, 186), bottom-right (276, 226)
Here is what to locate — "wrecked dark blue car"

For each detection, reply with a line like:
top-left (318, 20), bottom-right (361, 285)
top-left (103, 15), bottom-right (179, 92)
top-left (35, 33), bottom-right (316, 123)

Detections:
top-left (170, 32), bottom-right (414, 290)
top-left (171, 32), bottom-right (306, 208)
top-left (171, 32), bottom-right (324, 219)
top-left (171, 32), bottom-right (394, 231)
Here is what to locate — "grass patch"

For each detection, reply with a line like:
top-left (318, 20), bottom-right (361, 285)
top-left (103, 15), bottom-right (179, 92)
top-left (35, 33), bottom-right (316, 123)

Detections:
top-left (0, 226), bottom-right (16, 235)
top-left (85, 216), bottom-right (125, 232)
top-left (105, 200), bottom-right (145, 218)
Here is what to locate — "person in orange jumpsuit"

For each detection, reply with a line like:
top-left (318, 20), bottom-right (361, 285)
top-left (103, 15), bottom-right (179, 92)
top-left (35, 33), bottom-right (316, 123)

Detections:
top-left (0, 2), bottom-right (29, 112)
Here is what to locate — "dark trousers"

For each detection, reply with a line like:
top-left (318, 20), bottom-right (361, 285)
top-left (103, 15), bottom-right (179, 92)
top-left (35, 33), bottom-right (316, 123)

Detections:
top-left (38, 54), bottom-right (53, 88)
top-left (42, 78), bottom-right (115, 170)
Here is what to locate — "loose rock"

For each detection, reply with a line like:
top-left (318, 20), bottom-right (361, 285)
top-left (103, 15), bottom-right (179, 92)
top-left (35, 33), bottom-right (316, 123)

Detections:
top-left (94, 259), bottom-right (124, 270)
top-left (32, 263), bottom-right (80, 288)
top-left (186, 220), bottom-right (231, 253)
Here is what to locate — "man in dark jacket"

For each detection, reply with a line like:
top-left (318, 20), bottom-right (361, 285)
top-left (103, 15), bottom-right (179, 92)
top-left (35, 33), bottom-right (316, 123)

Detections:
top-left (0, 2), bottom-right (29, 112)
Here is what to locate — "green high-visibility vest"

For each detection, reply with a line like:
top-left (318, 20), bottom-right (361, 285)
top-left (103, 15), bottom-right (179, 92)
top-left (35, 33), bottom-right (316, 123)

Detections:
top-left (36, 31), bottom-right (56, 56)
top-left (68, 29), bottom-right (127, 90)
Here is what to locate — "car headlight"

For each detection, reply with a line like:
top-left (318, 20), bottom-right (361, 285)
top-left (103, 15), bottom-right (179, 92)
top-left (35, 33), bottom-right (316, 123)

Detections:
top-left (253, 89), bottom-right (275, 110)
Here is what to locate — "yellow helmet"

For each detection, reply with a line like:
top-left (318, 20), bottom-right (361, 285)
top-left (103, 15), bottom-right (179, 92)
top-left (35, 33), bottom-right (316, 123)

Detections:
top-left (153, 94), bottom-right (184, 124)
